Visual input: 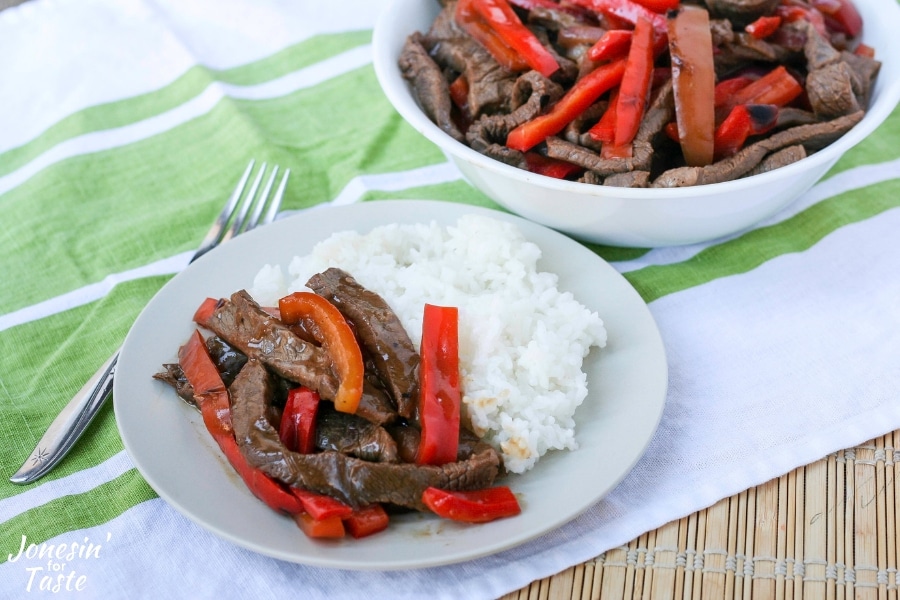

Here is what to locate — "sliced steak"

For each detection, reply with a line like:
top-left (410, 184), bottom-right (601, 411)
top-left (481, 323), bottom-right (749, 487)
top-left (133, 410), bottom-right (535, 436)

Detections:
top-left (542, 136), bottom-right (653, 175)
top-left (306, 268), bottom-right (420, 420)
top-left (467, 70), bottom-right (564, 152)
top-left (806, 60), bottom-right (859, 118)
top-left (604, 170), bottom-right (651, 187)
top-left (704, 0), bottom-right (781, 27)
top-left (743, 144), bottom-right (807, 177)
top-left (840, 50), bottom-right (881, 108)
top-left (315, 405), bottom-right (399, 463)
top-left (399, 33), bottom-right (465, 143)
top-left (230, 359), bottom-right (500, 510)
top-left (153, 363), bottom-right (195, 406)
top-left (356, 381), bottom-right (399, 426)
top-left (652, 111), bottom-right (863, 187)
top-left (200, 290), bottom-right (339, 399)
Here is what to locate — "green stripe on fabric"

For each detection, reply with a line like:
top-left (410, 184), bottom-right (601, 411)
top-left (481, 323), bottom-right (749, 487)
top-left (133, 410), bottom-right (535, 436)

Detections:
top-left (626, 178), bottom-right (900, 303)
top-left (0, 277), bottom-right (168, 499)
top-left (214, 29), bottom-right (371, 86)
top-left (0, 469), bottom-right (156, 566)
top-left (0, 31), bottom-right (372, 179)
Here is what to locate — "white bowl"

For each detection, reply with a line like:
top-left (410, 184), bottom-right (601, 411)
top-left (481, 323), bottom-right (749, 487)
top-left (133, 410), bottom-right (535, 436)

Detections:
top-left (372, 0), bottom-right (900, 247)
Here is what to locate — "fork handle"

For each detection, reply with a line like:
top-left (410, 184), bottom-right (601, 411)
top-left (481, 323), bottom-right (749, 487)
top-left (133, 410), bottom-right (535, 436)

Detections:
top-left (10, 351), bottom-right (118, 484)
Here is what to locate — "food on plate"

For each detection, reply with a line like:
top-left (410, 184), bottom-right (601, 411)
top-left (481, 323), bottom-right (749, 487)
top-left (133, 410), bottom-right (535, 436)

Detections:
top-left (154, 215), bottom-right (606, 539)
top-left (398, 0), bottom-right (880, 187)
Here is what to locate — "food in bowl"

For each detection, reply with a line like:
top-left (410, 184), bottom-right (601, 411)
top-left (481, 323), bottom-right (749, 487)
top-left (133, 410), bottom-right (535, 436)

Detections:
top-left (398, 0), bottom-right (881, 187)
top-left (153, 215), bottom-right (606, 538)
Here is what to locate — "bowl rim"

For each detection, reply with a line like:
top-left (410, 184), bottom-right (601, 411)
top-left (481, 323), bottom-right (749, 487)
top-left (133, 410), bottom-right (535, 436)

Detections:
top-left (372, 0), bottom-right (900, 202)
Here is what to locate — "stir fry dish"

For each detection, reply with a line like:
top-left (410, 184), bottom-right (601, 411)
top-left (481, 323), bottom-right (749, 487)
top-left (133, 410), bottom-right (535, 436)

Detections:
top-left (399, 0), bottom-right (881, 187)
top-left (153, 268), bottom-right (521, 540)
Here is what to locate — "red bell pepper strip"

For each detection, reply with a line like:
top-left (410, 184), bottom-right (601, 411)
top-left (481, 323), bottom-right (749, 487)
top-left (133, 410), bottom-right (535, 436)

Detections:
top-left (614, 16), bottom-right (655, 147)
top-left (826, 0), bottom-right (863, 38)
top-left (192, 297), bottom-right (221, 325)
top-left (853, 42), bottom-right (875, 58)
top-left (291, 488), bottom-right (354, 520)
top-left (630, 0), bottom-right (680, 13)
top-left (279, 386), bottom-right (320, 454)
top-left (717, 65), bottom-right (802, 122)
top-left (587, 29), bottom-right (632, 62)
top-left (416, 304), bottom-right (461, 466)
top-left (293, 511), bottom-right (346, 538)
top-left (216, 435), bottom-right (304, 515)
top-left (449, 74), bottom-right (469, 112)
top-left (278, 292), bottom-right (364, 414)
top-left (506, 58), bottom-right (626, 151)
top-left (456, 0), bottom-right (530, 72)
top-left (343, 504), bottom-right (391, 539)
top-left (601, 141), bottom-right (633, 159)
top-left (713, 103), bottom-right (779, 160)
top-left (668, 5), bottom-right (716, 166)
top-left (178, 330), bottom-right (303, 515)
top-left (664, 120), bottom-right (680, 143)
top-left (524, 152), bottom-right (583, 179)
top-left (471, 0), bottom-right (561, 77)
top-left (569, 0), bottom-right (668, 39)
top-left (714, 76), bottom-right (754, 108)
top-left (587, 86), bottom-right (619, 144)
top-left (422, 486), bottom-right (522, 523)
top-left (775, 4), bottom-right (828, 37)
top-left (745, 15), bottom-right (782, 39)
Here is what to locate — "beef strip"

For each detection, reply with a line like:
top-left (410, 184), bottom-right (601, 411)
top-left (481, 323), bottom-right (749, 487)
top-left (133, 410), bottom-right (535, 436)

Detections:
top-left (743, 144), bottom-right (807, 177)
top-left (230, 359), bottom-right (500, 510)
top-left (153, 364), bottom-right (195, 406)
top-left (704, 0), bottom-right (781, 27)
top-left (466, 70), bottom-right (563, 167)
top-left (604, 170), bottom-right (651, 188)
top-left (652, 111), bottom-right (863, 187)
top-left (806, 61), bottom-right (859, 119)
top-left (840, 50), bottom-right (882, 108)
top-left (709, 18), bottom-right (735, 46)
top-left (563, 101), bottom-right (607, 151)
top-left (543, 136), bottom-right (653, 175)
top-left (399, 33), bottom-right (465, 143)
top-left (802, 20), bottom-right (842, 70)
top-left (356, 381), bottom-right (399, 426)
top-left (315, 405), bottom-right (399, 463)
top-left (578, 170), bottom-right (604, 185)
top-left (199, 290), bottom-right (340, 399)
top-left (776, 107), bottom-right (821, 129)
top-left (306, 268), bottom-right (420, 420)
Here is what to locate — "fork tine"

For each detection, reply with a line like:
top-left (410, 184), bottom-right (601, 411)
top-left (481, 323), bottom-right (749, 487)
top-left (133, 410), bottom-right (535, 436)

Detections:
top-left (245, 166), bottom-right (279, 232)
top-left (262, 168), bottom-right (289, 226)
top-left (192, 159), bottom-right (255, 261)
top-left (222, 162), bottom-right (267, 243)
top-left (191, 160), bottom-right (287, 265)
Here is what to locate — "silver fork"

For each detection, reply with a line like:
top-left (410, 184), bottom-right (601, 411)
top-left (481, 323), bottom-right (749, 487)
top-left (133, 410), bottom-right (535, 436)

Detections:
top-left (10, 159), bottom-right (290, 485)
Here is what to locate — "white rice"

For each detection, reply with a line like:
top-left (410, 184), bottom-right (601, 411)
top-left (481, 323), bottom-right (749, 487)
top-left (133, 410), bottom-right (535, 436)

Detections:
top-left (249, 214), bottom-right (606, 473)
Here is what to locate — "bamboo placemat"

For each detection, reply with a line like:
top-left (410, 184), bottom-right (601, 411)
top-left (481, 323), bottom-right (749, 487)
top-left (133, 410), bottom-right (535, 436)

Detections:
top-left (504, 431), bottom-right (899, 600)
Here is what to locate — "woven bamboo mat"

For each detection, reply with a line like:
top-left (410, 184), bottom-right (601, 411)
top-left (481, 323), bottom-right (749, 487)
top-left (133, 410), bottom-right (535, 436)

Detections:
top-left (503, 431), bottom-right (899, 600)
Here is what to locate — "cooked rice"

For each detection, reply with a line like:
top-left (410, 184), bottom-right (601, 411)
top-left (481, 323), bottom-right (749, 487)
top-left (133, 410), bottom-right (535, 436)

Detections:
top-left (250, 214), bottom-right (606, 473)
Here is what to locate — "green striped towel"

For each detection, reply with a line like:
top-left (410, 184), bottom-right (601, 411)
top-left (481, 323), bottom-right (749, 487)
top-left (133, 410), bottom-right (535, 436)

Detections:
top-left (2, 0), bottom-right (899, 597)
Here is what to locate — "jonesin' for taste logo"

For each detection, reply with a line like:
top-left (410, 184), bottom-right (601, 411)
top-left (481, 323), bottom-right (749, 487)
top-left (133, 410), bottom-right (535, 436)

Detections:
top-left (7, 532), bottom-right (110, 593)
